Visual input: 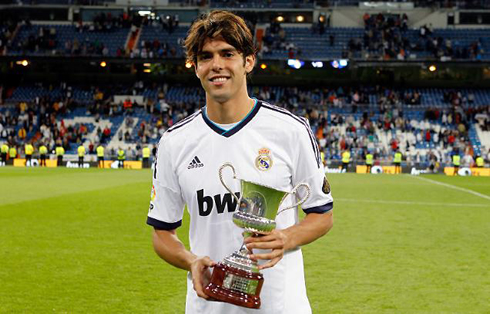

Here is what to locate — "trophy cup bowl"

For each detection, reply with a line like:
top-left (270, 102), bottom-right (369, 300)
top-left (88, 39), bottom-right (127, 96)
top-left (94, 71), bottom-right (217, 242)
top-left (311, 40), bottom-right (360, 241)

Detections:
top-left (204, 163), bottom-right (310, 309)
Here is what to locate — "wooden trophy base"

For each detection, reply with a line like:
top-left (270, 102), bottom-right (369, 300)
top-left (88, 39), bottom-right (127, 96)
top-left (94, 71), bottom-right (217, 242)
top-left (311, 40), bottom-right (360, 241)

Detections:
top-left (204, 262), bottom-right (264, 309)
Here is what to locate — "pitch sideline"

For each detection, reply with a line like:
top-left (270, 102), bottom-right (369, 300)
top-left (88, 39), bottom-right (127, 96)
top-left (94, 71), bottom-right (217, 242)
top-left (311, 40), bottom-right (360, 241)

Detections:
top-left (335, 198), bottom-right (488, 208)
top-left (408, 175), bottom-right (490, 202)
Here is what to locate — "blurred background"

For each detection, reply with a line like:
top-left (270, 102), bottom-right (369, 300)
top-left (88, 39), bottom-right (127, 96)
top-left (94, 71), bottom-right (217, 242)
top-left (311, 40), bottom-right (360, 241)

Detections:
top-left (1, 1), bottom-right (490, 170)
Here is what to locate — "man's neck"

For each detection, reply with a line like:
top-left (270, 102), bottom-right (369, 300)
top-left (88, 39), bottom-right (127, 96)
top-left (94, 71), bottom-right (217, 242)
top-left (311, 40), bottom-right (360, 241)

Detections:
top-left (206, 94), bottom-right (255, 124)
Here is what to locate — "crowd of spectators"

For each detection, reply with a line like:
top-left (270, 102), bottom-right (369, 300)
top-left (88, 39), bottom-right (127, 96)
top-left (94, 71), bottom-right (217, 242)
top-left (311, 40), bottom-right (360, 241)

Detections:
top-left (0, 18), bottom-right (19, 56)
top-left (344, 13), bottom-right (485, 61)
top-left (252, 85), bottom-right (490, 167)
top-left (1, 83), bottom-right (489, 167)
top-left (262, 21), bottom-right (302, 59)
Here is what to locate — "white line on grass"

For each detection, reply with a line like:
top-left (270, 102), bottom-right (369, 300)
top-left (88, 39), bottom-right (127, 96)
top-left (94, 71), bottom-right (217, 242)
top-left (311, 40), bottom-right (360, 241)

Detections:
top-left (335, 198), bottom-right (489, 208)
top-left (408, 175), bottom-right (490, 202)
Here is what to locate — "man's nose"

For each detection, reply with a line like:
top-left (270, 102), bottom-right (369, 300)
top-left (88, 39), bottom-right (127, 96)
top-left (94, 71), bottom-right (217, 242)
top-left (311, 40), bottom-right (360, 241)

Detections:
top-left (211, 55), bottom-right (224, 71)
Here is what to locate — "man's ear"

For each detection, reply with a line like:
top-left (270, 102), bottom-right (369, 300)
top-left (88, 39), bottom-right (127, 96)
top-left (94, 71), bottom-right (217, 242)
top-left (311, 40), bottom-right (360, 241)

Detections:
top-left (244, 54), bottom-right (256, 74)
top-left (193, 62), bottom-right (199, 78)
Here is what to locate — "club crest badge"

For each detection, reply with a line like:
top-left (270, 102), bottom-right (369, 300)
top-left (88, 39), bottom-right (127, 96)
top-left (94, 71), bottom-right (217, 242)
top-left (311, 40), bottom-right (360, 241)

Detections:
top-left (322, 176), bottom-right (331, 194)
top-left (255, 148), bottom-right (273, 171)
top-left (150, 184), bottom-right (156, 202)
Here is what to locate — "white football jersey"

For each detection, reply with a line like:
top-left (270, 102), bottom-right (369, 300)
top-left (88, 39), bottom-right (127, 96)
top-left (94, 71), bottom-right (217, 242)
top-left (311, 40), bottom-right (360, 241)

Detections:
top-left (148, 99), bottom-right (333, 314)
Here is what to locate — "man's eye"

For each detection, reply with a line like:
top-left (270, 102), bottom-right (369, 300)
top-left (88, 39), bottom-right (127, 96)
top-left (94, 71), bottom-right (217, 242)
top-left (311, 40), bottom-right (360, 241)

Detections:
top-left (224, 53), bottom-right (234, 57)
top-left (200, 55), bottom-right (211, 60)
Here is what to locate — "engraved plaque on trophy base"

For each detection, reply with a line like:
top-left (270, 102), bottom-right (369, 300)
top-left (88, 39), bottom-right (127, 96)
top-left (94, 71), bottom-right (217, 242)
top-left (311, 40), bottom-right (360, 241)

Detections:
top-left (204, 262), bottom-right (264, 309)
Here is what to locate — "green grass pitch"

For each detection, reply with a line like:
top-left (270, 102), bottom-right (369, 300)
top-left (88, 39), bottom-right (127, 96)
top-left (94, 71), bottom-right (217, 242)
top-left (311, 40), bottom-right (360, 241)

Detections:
top-left (0, 167), bottom-right (489, 313)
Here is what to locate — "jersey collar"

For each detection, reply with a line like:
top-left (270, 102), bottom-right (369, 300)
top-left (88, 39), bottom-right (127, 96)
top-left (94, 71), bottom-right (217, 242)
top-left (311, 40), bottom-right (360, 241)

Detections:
top-left (202, 98), bottom-right (260, 138)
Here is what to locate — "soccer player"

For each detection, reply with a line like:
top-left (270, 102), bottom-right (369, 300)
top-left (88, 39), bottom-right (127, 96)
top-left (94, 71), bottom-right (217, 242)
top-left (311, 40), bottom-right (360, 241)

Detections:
top-left (147, 11), bottom-right (334, 314)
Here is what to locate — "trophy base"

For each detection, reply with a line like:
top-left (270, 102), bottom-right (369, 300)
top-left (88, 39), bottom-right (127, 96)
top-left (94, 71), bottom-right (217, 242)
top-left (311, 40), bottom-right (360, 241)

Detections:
top-left (204, 262), bottom-right (264, 309)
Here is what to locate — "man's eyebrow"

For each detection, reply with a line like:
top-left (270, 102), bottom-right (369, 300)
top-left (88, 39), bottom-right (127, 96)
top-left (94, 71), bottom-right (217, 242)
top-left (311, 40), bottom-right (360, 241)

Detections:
top-left (220, 48), bottom-right (238, 53)
top-left (199, 47), bottom-right (238, 54)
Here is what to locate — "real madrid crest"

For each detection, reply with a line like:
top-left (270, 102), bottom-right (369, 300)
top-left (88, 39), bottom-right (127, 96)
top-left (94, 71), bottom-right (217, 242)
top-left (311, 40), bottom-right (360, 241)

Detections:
top-left (255, 148), bottom-right (273, 171)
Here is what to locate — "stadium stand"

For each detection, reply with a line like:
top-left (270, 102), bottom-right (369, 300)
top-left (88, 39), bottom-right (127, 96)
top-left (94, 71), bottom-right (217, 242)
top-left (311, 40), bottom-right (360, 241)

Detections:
top-left (262, 17), bottom-right (490, 60)
top-left (210, 0), bottom-right (314, 9)
top-left (7, 20), bottom-right (489, 61)
top-left (1, 1), bottom-right (490, 171)
top-left (1, 83), bottom-right (489, 168)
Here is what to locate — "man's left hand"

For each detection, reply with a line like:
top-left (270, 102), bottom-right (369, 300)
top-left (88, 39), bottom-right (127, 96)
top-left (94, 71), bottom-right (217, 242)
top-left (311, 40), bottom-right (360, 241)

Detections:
top-left (243, 230), bottom-right (289, 270)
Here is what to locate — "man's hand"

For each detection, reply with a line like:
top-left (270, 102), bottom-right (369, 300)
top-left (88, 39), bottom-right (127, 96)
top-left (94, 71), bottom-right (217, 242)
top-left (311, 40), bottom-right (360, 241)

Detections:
top-left (190, 256), bottom-right (216, 299)
top-left (243, 230), bottom-right (289, 270)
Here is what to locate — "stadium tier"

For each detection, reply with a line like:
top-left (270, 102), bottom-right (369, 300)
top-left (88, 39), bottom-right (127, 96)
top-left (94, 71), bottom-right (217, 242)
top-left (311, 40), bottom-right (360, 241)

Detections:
top-left (4, 21), bottom-right (490, 60)
top-left (1, 84), bottom-right (489, 167)
top-left (9, 24), bottom-right (129, 57)
top-left (263, 27), bottom-right (490, 60)
top-left (210, 0), bottom-right (315, 9)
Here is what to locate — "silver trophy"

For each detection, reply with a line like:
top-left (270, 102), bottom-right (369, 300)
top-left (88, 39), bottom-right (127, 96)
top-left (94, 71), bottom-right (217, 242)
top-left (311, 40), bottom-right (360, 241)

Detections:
top-left (204, 162), bottom-right (310, 309)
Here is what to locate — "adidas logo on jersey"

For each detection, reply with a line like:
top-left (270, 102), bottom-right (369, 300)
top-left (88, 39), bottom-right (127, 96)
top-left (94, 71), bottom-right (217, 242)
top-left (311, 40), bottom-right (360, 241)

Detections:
top-left (188, 156), bottom-right (204, 169)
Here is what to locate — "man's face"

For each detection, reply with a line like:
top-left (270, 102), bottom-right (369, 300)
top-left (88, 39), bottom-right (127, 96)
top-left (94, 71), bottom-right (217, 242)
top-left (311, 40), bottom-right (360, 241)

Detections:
top-left (195, 38), bottom-right (255, 103)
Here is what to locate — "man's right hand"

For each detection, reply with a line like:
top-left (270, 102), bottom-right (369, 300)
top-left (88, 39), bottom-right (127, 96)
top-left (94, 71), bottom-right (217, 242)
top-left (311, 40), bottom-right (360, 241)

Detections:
top-left (190, 256), bottom-right (216, 299)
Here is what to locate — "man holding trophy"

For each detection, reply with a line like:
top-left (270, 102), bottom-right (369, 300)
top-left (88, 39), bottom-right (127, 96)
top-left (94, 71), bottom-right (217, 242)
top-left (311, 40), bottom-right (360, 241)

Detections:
top-left (147, 10), bottom-right (334, 314)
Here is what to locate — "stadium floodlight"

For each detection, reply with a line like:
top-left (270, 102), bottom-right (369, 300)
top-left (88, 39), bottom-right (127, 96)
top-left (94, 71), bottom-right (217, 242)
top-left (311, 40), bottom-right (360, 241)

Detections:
top-left (143, 63), bottom-right (151, 67)
top-left (260, 63), bottom-right (267, 70)
top-left (185, 61), bottom-right (193, 69)
top-left (276, 16), bottom-right (284, 22)
top-left (312, 61), bottom-right (324, 68)
top-left (16, 60), bottom-right (29, 66)
top-left (287, 59), bottom-right (304, 70)
top-left (429, 64), bottom-right (437, 72)
top-left (138, 10), bottom-right (151, 16)
top-left (296, 15), bottom-right (304, 23)
top-left (143, 69), bottom-right (151, 73)
top-left (100, 61), bottom-right (107, 68)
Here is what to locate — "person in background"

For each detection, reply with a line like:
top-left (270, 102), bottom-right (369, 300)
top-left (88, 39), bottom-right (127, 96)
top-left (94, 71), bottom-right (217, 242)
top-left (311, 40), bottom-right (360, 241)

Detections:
top-left (9, 145), bottom-right (17, 164)
top-left (56, 145), bottom-right (65, 167)
top-left (39, 143), bottom-right (48, 167)
top-left (25, 142), bottom-right (34, 167)
top-left (342, 149), bottom-right (350, 172)
top-left (117, 147), bottom-right (125, 168)
top-left (365, 151), bottom-right (373, 174)
top-left (1, 142), bottom-right (8, 166)
top-left (78, 144), bottom-right (86, 168)
top-left (97, 144), bottom-right (105, 168)
top-left (394, 150), bottom-right (402, 174)
top-left (142, 146), bottom-right (151, 168)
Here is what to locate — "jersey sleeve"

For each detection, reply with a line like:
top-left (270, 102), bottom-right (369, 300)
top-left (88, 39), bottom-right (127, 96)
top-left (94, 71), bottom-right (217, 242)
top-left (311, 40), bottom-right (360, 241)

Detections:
top-left (147, 134), bottom-right (185, 230)
top-left (292, 118), bottom-right (333, 214)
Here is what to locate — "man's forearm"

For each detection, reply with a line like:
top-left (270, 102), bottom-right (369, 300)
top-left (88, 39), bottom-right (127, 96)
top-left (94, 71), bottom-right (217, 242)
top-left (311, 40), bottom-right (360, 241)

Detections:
top-left (283, 211), bottom-right (333, 251)
top-left (152, 229), bottom-right (197, 271)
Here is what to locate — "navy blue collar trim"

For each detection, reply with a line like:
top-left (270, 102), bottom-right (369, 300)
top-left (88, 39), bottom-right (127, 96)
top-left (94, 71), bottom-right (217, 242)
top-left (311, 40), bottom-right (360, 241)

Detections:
top-left (202, 100), bottom-right (261, 138)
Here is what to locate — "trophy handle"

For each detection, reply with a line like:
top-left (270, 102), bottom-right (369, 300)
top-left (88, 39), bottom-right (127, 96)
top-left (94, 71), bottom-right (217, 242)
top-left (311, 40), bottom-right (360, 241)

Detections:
top-left (219, 163), bottom-right (241, 206)
top-left (277, 183), bottom-right (311, 215)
